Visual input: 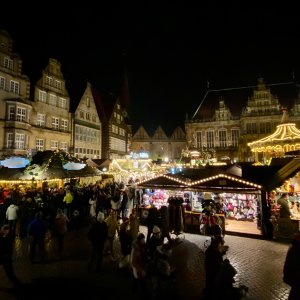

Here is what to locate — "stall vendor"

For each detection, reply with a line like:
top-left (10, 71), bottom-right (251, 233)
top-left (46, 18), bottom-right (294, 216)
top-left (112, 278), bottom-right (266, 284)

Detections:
top-left (277, 193), bottom-right (292, 218)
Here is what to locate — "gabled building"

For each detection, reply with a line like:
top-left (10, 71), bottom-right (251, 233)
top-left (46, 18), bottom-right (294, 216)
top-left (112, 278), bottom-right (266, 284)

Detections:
top-left (131, 125), bottom-right (187, 161)
top-left (72, 81), bottom-right (102, 159)
top-left (0, 29), bottom-right (32, 157)
top-left (30, 58), bottom-right (71, 153)
top-left (185, 77), bottom-right (300, 162)
top-left (93, 88), bottom-right (128, 159)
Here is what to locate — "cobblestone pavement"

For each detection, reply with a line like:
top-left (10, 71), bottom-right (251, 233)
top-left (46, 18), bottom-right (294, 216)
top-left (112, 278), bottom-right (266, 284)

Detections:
top-left (0, 225), bottom-right (292, 300)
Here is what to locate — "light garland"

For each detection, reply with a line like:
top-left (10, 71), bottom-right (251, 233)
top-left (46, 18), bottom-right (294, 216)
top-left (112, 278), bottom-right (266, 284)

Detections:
top-left (248, 122), bottom-right (300, 153)
top-left (137, 173), bottom-right (262, 189)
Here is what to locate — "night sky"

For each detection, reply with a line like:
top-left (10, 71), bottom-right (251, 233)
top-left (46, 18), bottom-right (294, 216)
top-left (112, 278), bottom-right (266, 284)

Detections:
top-left (1, 2), bottom-right (300, 135)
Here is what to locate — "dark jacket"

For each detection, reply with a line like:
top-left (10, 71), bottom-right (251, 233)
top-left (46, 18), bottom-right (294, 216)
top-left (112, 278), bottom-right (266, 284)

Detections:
top-left (88, 221), bottom-right (108, 247)
top-left (205, 244), bottom-right (224, 293)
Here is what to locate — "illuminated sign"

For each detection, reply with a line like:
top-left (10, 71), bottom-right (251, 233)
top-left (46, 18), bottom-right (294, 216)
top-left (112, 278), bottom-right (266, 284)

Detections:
top-left (0, 157), bottom-right (30, 168)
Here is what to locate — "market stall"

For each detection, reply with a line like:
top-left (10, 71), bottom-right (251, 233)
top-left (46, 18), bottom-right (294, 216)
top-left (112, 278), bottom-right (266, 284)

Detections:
top-left (137, 174), bottom-right (190, 227)
top-left (137, 170), bottom-right (264, 237)
top-left (263, 158), bottom-right (300, 239)
top-left (0, 150), bottom-right (103, 190)
top-left (247, 108), bottom-right (300, 239)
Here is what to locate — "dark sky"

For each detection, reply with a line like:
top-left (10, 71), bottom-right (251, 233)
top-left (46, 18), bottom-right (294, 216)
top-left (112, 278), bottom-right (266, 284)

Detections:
top-left (1, 2), bottom-right (300, 135)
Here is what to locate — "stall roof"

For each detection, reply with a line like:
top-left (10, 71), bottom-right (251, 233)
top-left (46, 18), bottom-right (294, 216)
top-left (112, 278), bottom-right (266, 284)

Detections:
top-left (19, 150), bottom-right (103, 180)
top-left (238, 164), bottom-right (282, 188)
top-left (137, 174), bottom-right (189, 190)
top-left (265, 158), bottom-right (300, 191)
top-left (188, 173), bottom-right (262, 193)
top-left (0, 167), bottom-right (25, 181)
top-left (137, 170), bottom-right (262, 193)
top-left (137, 160), bottom-right (300, 193)
top-left (168, 165), bottom-right (239, 181)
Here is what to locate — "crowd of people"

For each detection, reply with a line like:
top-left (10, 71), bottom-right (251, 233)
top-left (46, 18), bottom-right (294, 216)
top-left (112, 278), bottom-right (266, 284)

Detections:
top-left (0, 181), bottom-right (298, 299)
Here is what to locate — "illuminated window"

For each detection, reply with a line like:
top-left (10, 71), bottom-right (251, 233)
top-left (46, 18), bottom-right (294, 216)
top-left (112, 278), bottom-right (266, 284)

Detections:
top-left (52, 117), bottom-right (59, 130)
top-left (16, 107), bottom-right (26, 122)
top-left (37, 114), bottom-right (45, 127)
top-left (38, 90), bottom-right (47, 102)
top-left (7, 133), bottom-right (14, 148)
top-left (15, 133), bottom-right (25, 149)
top-left (54, 80), bottom-right (62, 89)
top-left (58, 97), bottom-right (66, 108)
top-left (231, 129), bottom-right (239, 147)
top-left (110, 136), bottom-right (126, 152)
top-left (206, 131), bottom-right (214, 149)
top-left (49, 94), bottom-right (57, 106)
top-left (196, 131), bottom-right (202, 148)
top-left (45, 76), bottom-right (53, 86)
top-left (4, 57), bottom-right (13, 69)
top-left (219, 130), bottom-right (227, 148)
top-left (36, 139), bottom-right (44, 151)
top-left (61, 119), bottom-right (68, 131)
top-left (10, 80), bottom-right (19, 94)
top-left (86, 97), bottom-right (90, 107)
top-left (8, 106), bottom-right (15, 120)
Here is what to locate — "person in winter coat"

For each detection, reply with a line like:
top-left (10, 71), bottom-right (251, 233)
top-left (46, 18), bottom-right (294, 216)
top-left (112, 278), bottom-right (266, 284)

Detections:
top-left (146, 204), bottom-right (159, 244)
top-left (88, 194), bottom-right (97, 222)
top-left (130, 232), bottom-right (150, 298)
top-left (283, 232), bottom-right (300, 300)
top-left (213, 258), bottom-right (248, 300)
top-left (120, 190), bottom-right (129, 219)
top-left (27, 211), bottom-right (46, 263)
top-left (0, 224), bottom-right (22, 288)
top-left (204, 236), bottom-right (227, 298)
top-left (159, 206), bottom-right (172, 244)
top-left (118, 218), bottom-right (132, 269)
top-left (53, 208), bottom-right (69, 257)
top-left (147, 225), bottom-right (163, 260)
top-left (87, 212), bottom-right (108, 272)
top-left (104, 209), bottom-right (119, 261)
top-left (129, 208), bottom-right (140, 242)
top-left (5, 201), bottom-right (19, 236)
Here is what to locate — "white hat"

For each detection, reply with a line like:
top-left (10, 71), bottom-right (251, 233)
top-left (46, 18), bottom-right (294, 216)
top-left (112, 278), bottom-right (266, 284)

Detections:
top-left (153, 225), bottom-right (161, 234)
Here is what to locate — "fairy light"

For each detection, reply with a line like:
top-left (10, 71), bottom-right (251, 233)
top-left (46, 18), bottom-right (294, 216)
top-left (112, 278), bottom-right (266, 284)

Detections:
top-left (248, 122), bottom-right (300, 154)
top-left (137, 173), bottom-right (262, 189)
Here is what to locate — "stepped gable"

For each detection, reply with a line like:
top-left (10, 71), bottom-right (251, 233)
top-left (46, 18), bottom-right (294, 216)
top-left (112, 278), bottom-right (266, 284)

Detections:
top-left (192, 78), bottom-right (300, 121)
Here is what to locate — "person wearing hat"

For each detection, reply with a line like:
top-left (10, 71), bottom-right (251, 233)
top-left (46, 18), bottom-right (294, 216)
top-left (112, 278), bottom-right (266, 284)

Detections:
top-left (283, 232), bottom-right (300, 299)
top-left (147, 225), bottom-right (163, 260)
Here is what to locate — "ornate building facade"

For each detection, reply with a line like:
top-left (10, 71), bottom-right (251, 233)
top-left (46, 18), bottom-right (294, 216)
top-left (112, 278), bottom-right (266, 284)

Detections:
top-left (0, 29), bottom-right (32, 157)
top-left (0, 29), bottom-right (131, 161)
top-left (185, 78), bottom-right (300, 162)
top-left (31, 58), bottom-right (71, 153)
top-left (72, 81), bottom-right (102, 159)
